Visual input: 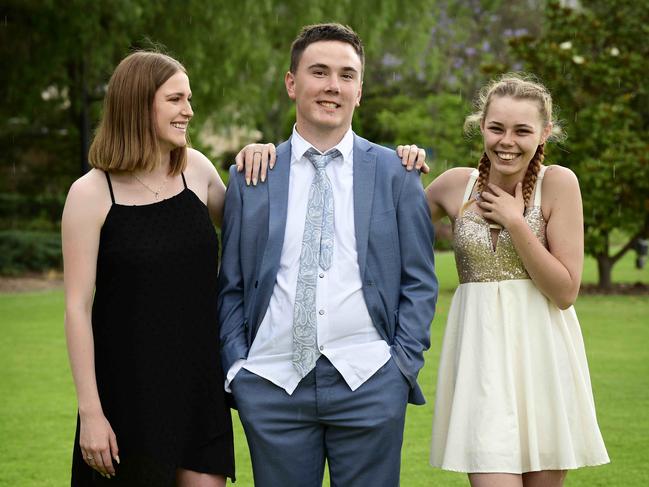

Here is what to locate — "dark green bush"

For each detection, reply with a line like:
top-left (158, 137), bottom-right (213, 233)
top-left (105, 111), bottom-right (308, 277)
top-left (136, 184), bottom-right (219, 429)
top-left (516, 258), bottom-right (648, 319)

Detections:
top-left (0, 230), bottom-right (62, 275)
top-left (0, 193), bottom-right (65, 231)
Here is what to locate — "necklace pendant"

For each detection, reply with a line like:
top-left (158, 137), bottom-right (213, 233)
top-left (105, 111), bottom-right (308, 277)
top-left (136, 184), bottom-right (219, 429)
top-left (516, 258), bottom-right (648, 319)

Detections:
top-left (132, 172), bottom-right (167, 200)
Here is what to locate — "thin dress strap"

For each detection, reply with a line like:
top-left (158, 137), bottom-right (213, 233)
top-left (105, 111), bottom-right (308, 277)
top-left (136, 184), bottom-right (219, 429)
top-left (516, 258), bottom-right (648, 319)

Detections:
top-left (532, 165), bottom-right (547, 207)
top-left (181, 172), bottom-right (188, 189)
top-left (104, 171), bottom-right (116, 204)
top-left (462, 169), bottom-right (479, 203)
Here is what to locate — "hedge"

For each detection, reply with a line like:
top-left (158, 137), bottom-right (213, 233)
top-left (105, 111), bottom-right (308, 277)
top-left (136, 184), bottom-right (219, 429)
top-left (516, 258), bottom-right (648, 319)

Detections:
top-left (0, 230), bottom-right (62, 275)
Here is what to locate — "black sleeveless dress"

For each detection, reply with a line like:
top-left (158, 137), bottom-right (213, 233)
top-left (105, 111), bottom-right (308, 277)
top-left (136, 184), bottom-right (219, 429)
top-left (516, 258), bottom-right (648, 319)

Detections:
top-left (71, 172), bottom-right (235, 485)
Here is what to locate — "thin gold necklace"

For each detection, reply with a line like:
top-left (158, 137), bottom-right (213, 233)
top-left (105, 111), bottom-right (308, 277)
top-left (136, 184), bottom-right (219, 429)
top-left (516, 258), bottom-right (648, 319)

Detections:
top-left (132, 172), bottom-right (169, 200)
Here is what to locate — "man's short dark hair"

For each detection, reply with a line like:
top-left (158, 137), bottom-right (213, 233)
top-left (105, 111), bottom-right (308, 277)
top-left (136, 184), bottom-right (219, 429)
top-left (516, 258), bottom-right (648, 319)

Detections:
top-left (290, 23), bottom-right (365, 74)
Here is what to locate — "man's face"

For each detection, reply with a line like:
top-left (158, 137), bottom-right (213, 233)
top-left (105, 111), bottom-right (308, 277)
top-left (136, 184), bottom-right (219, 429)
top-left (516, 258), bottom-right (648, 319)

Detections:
top-left (285, 40), bottom-right (363, 141)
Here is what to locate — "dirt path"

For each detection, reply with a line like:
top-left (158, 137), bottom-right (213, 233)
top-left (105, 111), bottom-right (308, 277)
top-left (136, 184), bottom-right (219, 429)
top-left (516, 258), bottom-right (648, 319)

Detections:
top-left (0, 273), bottom-right (63, 293)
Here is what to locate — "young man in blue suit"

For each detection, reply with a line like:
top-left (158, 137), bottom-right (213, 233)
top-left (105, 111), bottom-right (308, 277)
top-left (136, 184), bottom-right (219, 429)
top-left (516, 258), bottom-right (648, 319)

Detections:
top-left (218, 23), bottom-right (438, 487)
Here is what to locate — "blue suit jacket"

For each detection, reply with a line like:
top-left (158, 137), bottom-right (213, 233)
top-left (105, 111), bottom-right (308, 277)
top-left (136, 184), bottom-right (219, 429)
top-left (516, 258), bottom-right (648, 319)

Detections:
top-left (217, 134), bottom-right (438, 404)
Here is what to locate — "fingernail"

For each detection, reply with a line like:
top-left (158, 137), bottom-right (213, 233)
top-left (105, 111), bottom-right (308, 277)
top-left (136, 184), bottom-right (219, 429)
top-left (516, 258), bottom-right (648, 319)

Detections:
top-left (115, 455), bottom-right (120, 464)
top-left (252, 178), bottom-right (257, 186)
top-left (245, 178), bottom-right (250, 186)
top-left (261, 175), bottom-right (266, 182)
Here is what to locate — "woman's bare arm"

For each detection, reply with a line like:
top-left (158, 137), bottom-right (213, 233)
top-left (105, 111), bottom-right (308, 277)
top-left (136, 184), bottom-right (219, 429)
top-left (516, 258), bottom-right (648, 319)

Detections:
top-left (62, 171), bottom-right (118, 477)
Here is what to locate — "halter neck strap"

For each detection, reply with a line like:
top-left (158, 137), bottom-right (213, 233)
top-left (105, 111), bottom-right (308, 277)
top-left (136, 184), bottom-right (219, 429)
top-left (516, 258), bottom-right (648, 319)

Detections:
top-left (532, 165), bottom-right (547, 207)
top-left (463, 169), bottom-right (479, 203)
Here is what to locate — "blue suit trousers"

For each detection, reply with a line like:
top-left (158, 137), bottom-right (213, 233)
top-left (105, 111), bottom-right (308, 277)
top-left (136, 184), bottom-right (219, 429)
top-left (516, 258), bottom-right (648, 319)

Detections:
top-left (231, 356), bottom-right (410, 487)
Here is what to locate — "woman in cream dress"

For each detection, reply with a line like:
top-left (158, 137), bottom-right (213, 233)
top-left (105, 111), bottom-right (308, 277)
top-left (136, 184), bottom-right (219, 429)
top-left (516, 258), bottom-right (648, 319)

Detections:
top-left (425, 74), bottom-right (609, 487)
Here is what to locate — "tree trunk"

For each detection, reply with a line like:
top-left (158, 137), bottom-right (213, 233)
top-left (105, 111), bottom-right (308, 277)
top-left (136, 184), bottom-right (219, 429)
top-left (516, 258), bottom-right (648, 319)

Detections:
top-left (596, 229), bottom-right (649, 290)
top-left (596, 254), bottom-right (613, 290)
top-left (79, 56), bottom-right (90, 175)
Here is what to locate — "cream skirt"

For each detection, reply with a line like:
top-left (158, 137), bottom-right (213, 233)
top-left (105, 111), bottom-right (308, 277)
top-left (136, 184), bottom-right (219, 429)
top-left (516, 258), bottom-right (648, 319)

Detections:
top-left (430, 279), bottom-right (609, 473)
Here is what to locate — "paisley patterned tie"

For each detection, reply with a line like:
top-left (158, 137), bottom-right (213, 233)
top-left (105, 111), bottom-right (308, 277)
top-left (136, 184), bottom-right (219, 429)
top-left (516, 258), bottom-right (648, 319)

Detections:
top-left (292, 148), bottom-right (340, 378)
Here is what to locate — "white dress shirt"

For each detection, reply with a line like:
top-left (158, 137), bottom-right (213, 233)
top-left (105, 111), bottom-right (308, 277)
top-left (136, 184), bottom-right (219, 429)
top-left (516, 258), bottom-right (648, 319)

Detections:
top-left (226, 126), bottom-right (391, 394)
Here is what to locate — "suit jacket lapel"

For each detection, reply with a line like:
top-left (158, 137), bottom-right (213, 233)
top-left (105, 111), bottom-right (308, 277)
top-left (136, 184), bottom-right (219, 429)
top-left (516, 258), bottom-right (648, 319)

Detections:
top-left (265, 139), bottom-right (291, 268)
top-left (353, 135), bottom-right (376, 280)
top-left (256, 140), bottom-right (291, 325)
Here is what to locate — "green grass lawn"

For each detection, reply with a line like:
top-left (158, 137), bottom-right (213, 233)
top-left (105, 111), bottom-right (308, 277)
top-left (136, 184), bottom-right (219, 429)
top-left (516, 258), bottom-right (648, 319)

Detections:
top-left (0, 253), bottom-right (647, 486)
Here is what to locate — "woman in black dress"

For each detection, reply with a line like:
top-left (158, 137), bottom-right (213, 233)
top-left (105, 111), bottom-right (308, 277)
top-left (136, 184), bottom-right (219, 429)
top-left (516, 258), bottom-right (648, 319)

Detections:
top-left (62, 51), bottom-right (242, 486)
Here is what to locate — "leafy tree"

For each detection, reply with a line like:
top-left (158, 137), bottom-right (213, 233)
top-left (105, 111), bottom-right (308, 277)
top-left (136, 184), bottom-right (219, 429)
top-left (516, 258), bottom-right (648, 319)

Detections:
top-left (1, 0), bottom-right (154, 195)
top-left (506, 0), bottom-right (649, 288)
top-left (357, 92), bottom-right (475, 178)
top-left (1, 0), bottom-right (439, 241)
top-left (355, 0), bottom-right (545, 178)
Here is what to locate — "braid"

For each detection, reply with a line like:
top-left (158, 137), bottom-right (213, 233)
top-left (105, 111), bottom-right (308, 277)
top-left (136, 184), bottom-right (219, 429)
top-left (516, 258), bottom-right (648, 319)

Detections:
top-left (476, 152), bottom-right (491, 196)
top-left (459, 152), bottom-right (491, 216)
top-left (522, 144), bottom-right (544, 207)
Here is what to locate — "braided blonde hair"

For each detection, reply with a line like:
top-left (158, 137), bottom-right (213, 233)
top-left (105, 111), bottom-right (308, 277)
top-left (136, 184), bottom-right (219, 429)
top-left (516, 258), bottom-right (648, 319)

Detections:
top-left (466, 73), bottom-right (563, 207)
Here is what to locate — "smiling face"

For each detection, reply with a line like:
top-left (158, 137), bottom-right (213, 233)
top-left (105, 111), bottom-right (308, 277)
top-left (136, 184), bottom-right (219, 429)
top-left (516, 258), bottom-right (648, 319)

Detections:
top-left (285, 40), bottom-right (363, 145)
top-left (480, 95), bottom-right (551, 181)
top-left (153, 70), bottom-right (193, 153)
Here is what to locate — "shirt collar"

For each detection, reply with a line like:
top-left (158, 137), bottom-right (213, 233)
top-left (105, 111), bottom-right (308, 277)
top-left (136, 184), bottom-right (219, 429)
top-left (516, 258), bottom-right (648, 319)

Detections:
top-left (291, 125), bottom-right (354, 166)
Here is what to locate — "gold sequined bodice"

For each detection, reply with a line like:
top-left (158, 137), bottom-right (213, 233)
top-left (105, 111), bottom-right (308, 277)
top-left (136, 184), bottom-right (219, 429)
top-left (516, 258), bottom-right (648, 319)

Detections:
top-left (453, 206), bottom-right (547, 283)
top-left (452, 166), bottom-right (549, 284)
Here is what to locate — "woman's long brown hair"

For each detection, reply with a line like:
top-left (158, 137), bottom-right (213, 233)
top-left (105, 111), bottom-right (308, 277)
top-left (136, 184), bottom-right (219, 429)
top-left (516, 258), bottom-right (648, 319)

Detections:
top-left (89, 51), bottom-right (189, 175)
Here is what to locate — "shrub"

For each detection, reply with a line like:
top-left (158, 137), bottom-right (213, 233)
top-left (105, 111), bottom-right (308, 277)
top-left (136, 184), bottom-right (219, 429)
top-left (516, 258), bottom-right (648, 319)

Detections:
top-left (0, 230), bottom-right (61, 275)
top-left (0, 193), bottom-right (65, 231)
